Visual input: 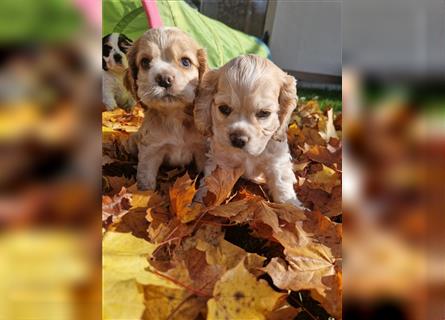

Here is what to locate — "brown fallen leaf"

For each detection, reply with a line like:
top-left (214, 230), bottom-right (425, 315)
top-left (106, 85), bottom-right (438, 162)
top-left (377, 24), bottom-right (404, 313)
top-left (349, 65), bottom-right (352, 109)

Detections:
top-left (305, 144), bottom-right (342, 168)
top-left (102, 175), bottom-right (136, 195)
top-left (102, 128), bottom-right (135, 162)
top-left (297, 184), bottom-right (342, 217)
top-left (264, 211), bottom-right (342, 319)
top-left (266, 303), bottom-right (301, 320)
top-left (209, 198), bottom-right (307, 247)
top-left (202, 165), bottom-right (244, 207)
top-left (114, 208), bottom-right (150, 240)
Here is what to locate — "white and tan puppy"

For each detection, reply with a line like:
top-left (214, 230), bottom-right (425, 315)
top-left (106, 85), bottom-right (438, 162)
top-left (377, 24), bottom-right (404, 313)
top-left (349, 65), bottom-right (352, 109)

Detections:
top-left (195, 54), bottom-right (302, 207)
top-left (124, 27), bottom-right (207, 190)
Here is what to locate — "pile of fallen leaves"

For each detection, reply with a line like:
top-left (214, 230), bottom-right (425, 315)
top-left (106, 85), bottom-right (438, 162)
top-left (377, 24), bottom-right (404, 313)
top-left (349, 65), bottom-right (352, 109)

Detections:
top-left (102, 100), bottom-right (342, 319)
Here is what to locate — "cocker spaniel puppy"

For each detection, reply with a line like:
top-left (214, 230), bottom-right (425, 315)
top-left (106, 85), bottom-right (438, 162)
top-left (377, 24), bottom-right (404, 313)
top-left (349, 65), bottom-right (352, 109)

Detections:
top-left (124, 27), bottom-right (207, 190)
top-left (195, 55), bottom-right (302, 207)
top-left (102, 33), bottom-right (136, 110)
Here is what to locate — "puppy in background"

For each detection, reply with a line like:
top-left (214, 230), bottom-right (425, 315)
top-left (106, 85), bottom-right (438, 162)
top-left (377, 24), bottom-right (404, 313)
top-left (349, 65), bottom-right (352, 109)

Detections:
top-left (124, 27), bottom-right (207, 190)
top-left (102, 33), bottom-right (136, 110)
top-left (195, 55), bottom-right (302, 207)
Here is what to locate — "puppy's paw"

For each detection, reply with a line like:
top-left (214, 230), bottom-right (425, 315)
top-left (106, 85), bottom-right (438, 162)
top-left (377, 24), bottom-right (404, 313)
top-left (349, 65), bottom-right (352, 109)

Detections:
top-left (286, 197), bottom-right (304, 209)
top-left (274, 192), bottom-right (304, 209)
top-left (136, 178), bottom-right (156, 191)
top-left (103, 101), bottom-right (118, 111)
top-left (122, 97), bottom-right (136, 111)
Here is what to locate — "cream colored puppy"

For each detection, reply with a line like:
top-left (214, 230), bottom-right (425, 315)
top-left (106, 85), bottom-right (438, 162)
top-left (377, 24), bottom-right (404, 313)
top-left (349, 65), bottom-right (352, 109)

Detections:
top-left (195, 55), bottom-right (302, 207)
top-left (124, 27), bottom-right (207, 190)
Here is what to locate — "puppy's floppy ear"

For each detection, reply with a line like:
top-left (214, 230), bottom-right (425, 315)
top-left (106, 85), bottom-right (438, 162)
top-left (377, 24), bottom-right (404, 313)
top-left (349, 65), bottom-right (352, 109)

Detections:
top-left (118, 34), bottom-right (133, 53)
top-left (197, 48), bottom-right (208, 82)
top-left (273, 74), bottom-right (297, 141)
top-left (123, 40), bottom-right (139, 99)
top-left (194, 69), bottom-right (218, 136)
top-left (123, 69), bottom-right (136, 97)
top-left (102, 58), bottom-right (108, 71)
top-left (102, 34), bottom-right (111, 71)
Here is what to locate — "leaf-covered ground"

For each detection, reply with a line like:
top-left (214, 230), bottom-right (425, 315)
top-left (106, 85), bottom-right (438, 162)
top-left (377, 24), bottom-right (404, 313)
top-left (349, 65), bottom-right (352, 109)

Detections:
top-left (102, 99), bottom-right (342, 320)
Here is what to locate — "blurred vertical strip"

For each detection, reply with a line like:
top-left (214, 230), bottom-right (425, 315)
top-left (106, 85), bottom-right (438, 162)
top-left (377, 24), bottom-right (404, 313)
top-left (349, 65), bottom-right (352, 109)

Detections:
top-left (0, 0), bottom-right (101, 319)
top-left (343, 0), bottom-right (445, 319)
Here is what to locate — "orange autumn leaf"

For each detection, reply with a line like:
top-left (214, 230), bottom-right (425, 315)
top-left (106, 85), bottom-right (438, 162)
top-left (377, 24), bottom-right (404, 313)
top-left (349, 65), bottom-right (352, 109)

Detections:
top-left (169, 173), bottom-right (203, 223)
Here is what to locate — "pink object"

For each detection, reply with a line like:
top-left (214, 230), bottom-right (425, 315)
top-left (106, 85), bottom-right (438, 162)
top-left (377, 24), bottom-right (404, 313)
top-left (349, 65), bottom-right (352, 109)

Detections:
top-left (74, 0), bottom-right (101, 28)
top-left (141, 0), bottom-right (163, 28)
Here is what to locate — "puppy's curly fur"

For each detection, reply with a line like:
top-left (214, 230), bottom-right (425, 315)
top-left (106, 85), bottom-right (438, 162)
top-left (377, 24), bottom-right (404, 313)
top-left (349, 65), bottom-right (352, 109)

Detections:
top-left (124, 27), bottom-right (208, 190)
top-left (195, 55), bottom-right (302, 207)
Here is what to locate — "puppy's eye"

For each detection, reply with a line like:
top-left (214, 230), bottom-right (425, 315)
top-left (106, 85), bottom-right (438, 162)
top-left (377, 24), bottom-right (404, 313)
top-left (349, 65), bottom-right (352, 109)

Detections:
top-left (140, 58), bottom-right (150, 69)
top-left (103, 45), bottom-right (112, 57)
top-left (256, 110), bottom-right (271, 118)
top-left (180, 57), bottom-right (191, 67)
top-left (218, 105), bottom-right (232, 116)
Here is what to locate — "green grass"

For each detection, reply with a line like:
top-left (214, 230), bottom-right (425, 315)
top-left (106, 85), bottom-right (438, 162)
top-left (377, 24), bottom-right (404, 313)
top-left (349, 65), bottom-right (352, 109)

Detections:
top-left (298, 88), bottom-right (342, 112)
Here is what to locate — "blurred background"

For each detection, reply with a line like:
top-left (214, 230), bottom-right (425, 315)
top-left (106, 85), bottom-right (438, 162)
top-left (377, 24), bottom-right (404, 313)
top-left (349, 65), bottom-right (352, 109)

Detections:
top-left (342, 0), bottom-right (445, 319)
top-left (191, 0), bottom-right (341, 90)
top-left (0, 0), bottom-right (101, 319)
top-left (0, 0), bottom-right (444, 319)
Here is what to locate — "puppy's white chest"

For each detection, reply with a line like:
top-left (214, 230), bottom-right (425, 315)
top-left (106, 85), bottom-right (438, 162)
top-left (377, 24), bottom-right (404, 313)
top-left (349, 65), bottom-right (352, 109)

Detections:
top-left (164, 127), bottom-right (196, 165)
top-left (139, 115), bottom-right (202, 167)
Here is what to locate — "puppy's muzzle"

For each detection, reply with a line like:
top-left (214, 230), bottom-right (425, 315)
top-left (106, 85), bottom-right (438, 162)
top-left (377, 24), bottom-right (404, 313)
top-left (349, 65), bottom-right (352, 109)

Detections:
top-left (113, 53), bottom-right (122, 64)
top-left (229, 132), bottom-right (249, 149)
top-left (156, 74), bottom-right (174, 88)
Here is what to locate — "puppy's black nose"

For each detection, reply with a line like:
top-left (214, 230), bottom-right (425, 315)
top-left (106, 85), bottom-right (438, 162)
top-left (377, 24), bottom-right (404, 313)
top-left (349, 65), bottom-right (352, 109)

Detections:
top-left (230, 133), bottom-right (248, 148)
top-left (113, 53), bottom-right (122, 63)
top-left (156, 74), bottom-right (173, 88)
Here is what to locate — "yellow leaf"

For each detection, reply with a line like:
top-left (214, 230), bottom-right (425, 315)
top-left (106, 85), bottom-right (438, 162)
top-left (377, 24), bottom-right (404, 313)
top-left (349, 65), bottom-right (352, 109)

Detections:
top-left (130, 190), bottom-right (158, 209)
top-left (207, 260), bottom-right (285, 320)
top-left (103, 232), bottom-right (176, 287)
top-left (103, 279), bottom-right (144, 320)
top-left (103, 232), bottom-right (179, 320)
top-left (141, 285), bottom-right (205, 320)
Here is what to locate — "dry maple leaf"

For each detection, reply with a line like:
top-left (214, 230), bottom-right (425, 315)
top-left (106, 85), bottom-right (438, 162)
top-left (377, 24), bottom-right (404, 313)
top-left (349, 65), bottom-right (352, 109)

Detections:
top-left (297, 184), bottom-right (342, 217)
top-left (207, 260), bottom-right (285, 320)
top-left (209, 198), bottom-right (307, 247)
top-left (141, 284), bottom-right (206, 320)
top-left (202, 165), bottom-right (244, 207)
top-left (169, 173), bottom-right (203, 223)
